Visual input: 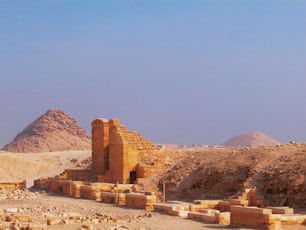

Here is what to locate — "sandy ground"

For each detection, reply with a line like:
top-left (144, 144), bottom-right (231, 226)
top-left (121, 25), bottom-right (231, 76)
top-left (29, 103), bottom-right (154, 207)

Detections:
top-left (0, 190), bottom-right (227, 230)
top-left (0, 150), bottom-right (91, 187)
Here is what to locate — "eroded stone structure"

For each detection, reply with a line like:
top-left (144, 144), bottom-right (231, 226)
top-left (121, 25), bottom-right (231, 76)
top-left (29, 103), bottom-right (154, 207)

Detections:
top-left (0, 181), bottom-right (26, 190)
top-left (33, 118), bottom-right (306, 229)
top-left (34, 118), bottom-right (163, 197)
top-left (91, 118), bottom-right (160, 184)
top-left (154, 187), bottom-right (306, 229)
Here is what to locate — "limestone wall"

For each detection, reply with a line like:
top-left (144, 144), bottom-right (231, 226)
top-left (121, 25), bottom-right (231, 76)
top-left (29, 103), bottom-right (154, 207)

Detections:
top-left (0, 181), bottom-right (26, 190)
top-left (125, 192), bottom-right (157, 211)
top-left (230, 205), bottom-right (281, 229)
top-left (62, 169), bottom-right (93, 181)
top-left (91, 119), bottom-right (109, 175)
top-left (108, 119), bottom-right (125, 183)
top-left (91, 118), bottom-right (162, 184)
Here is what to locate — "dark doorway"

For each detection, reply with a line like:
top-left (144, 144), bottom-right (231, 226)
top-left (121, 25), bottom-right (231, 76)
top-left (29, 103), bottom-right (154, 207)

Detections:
top-left (104, 147), bottom-right (110, 172)
top-left (130, 171), bottom-right (137, 184)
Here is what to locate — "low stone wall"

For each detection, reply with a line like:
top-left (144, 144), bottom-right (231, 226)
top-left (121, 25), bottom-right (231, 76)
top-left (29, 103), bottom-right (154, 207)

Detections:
top-left (80, 185), bottom-right (101, 200)
top-left (154, 203), bottom-right (187, 215)
top-left (267, 206), bottom-right (294, 215)
top-left (187, 212), bottom-right (217, 223)
top-left (218, 200), bottom-right (231, 212)
top-left (230, 205), bottom-right (281, 229)
top-left (193, 200), bottom-right (220, 209)
top-left (0, 181), bottom-right (26, 190)
top-left (101, 192), bottom-right (126, 205)
top-left (280, 214), bottom-right (306, 225)
top-left (32, 181), bottom-right (306, 229)
top-left (125, 193), bottom-right (156, 211)
top-left (216, 212), bottom-right (231, 225)
top-left (33, 178), bottom-right (50, 190)
top-left (63, 169), bottom-right (92, 181)
top-left (154, 202), bottom-right (230, 225)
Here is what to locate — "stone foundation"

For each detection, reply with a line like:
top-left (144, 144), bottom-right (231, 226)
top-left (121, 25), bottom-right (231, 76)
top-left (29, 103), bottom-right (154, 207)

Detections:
top-left (32, 118), bottom-right (306, 229)
top-left (0, 181), bottom-right (26, 190)
top-left (125, 192), bottom-right (157, 211)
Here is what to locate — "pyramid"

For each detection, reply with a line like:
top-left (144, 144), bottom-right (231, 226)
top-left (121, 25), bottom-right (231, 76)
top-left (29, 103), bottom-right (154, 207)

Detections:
top-left (3, 109), bottom-right (91, 153)
top-left (223, 132), bottom-right (280, 148)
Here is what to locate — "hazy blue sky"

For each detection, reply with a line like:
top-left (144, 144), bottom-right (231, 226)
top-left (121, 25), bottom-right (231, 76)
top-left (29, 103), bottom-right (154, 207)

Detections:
top-left (1, 1), bottom-right (306, 147)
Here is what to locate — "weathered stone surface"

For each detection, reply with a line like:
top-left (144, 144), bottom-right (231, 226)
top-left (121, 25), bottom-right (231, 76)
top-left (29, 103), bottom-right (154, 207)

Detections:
top-left (0, 181), bottom-right (26, 190)
top-left (91, 118), bottom-right (160, 184)
top-left (35, 117), bottom-right (164, 192)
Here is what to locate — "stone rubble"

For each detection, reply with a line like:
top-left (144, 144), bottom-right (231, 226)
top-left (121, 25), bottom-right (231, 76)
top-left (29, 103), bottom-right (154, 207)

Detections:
top-left (0, 188), bottom-right (37, 201)
top-left (0, 188), bottom-right (154, 230)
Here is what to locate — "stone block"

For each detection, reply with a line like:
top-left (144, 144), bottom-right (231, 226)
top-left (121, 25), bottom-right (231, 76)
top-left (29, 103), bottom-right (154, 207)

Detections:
top-left (229, 199), bottom-right (249, 206)
top-left (187, 212), bottom-right (217, 223)
top-left (216, 212), bottom-right (230, 225)
top-left (0, 181), bottom-right (26, 190)
top-left (199, 208), bottom-right (219, 214)
top-left (230, 205), bottom-right (281, 229)
top-left (267, 206), bottom-right (294, 215)
top-left (189, 204), bottom-right (202, 212)
top-left (101, 192), bottom-right (126, 205)
top-left (218, 201), bottom-right (231, 212)
top-left (170, 210), bottom-right (189, 218)
top-left (193, 200), bottom-right (220, 209)
top-left (230, 206), bottom-right (272, 214)
top-left (153, 203), bottom-right (176, 213)
top-left (166, 201), bottom-right (190, 211)
top-left (125, 193), bottom-right (156, 211)
top-left (5, 208), bottom-right (18, 213)
top-left (15, 215), bottom-right (32, 222)
top-left (280, 214), bottom-right (306, 225)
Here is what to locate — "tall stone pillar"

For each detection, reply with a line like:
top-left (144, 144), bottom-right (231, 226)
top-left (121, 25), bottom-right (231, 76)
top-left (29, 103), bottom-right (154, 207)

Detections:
top-left (91, 119), bottom-right (109, 175)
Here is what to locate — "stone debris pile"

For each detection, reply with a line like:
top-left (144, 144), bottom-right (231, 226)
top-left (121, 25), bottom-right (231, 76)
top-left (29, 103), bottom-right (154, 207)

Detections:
top-left (0, 192), bottom-right (153, 230)
top-left (0, 188), bottom-right (37, 201)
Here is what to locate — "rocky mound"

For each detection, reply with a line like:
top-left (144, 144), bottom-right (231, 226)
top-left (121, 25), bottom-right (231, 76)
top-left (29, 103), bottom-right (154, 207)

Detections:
top-left (3, 109), bottom-right (91, 153)
top-left (142, 143), bottom-right (306, 209)
top-left (223, 132), bottom-right (280, 147)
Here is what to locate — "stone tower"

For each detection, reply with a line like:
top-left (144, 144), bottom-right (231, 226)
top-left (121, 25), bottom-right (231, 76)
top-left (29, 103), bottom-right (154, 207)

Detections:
top-left (91, 118), bottom-right (160, 184)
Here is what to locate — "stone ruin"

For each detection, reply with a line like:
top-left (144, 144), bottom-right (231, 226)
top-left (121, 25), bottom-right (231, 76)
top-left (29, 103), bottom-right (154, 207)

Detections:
top-left (0, 181), bottom-right (26, 191)
top-left (34, 118), bottom-right (163, 209)
top-left (35, 118), bottom-right (162, 186)
top-left (91, 118), bottom-right (161, 184)
top-left (32, 118), bottom-right (306, 229)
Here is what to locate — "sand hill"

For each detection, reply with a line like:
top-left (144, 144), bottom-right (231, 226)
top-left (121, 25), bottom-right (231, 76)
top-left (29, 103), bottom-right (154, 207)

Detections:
top-left (2, 109), bottom-right (91, 153)
top-left (223, 132), bottom-right (280, 147)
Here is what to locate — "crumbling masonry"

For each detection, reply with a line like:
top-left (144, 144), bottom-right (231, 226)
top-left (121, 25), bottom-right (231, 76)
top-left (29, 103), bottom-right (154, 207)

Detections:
top-left (33, 118), bottom-right (306, 229)
top-left (34, 118), bottom-right (163, 210)
top-left (91, 118), bottom-right (161, 184)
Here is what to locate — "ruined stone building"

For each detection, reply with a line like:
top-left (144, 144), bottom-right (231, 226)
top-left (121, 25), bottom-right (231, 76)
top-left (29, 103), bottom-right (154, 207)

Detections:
top-left (34, 117), bottom-right (177, 207)
top-left (41, 118), bottom-right (162, 185)
top-left (91, 118), bottom-right (161, 184)
top-left (33, 118), bottom-right (306, 229)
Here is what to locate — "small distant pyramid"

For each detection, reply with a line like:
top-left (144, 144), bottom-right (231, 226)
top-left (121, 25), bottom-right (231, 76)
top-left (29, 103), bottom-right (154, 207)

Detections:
top-left (223, 132), bottom-right (280, 147)
top-left (3, 109), bottom-right (91, 153)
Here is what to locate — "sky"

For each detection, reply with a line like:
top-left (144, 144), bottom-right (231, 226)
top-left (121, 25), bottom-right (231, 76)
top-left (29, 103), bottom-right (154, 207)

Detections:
top-left (1, 1), bottom-right (306, 147)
